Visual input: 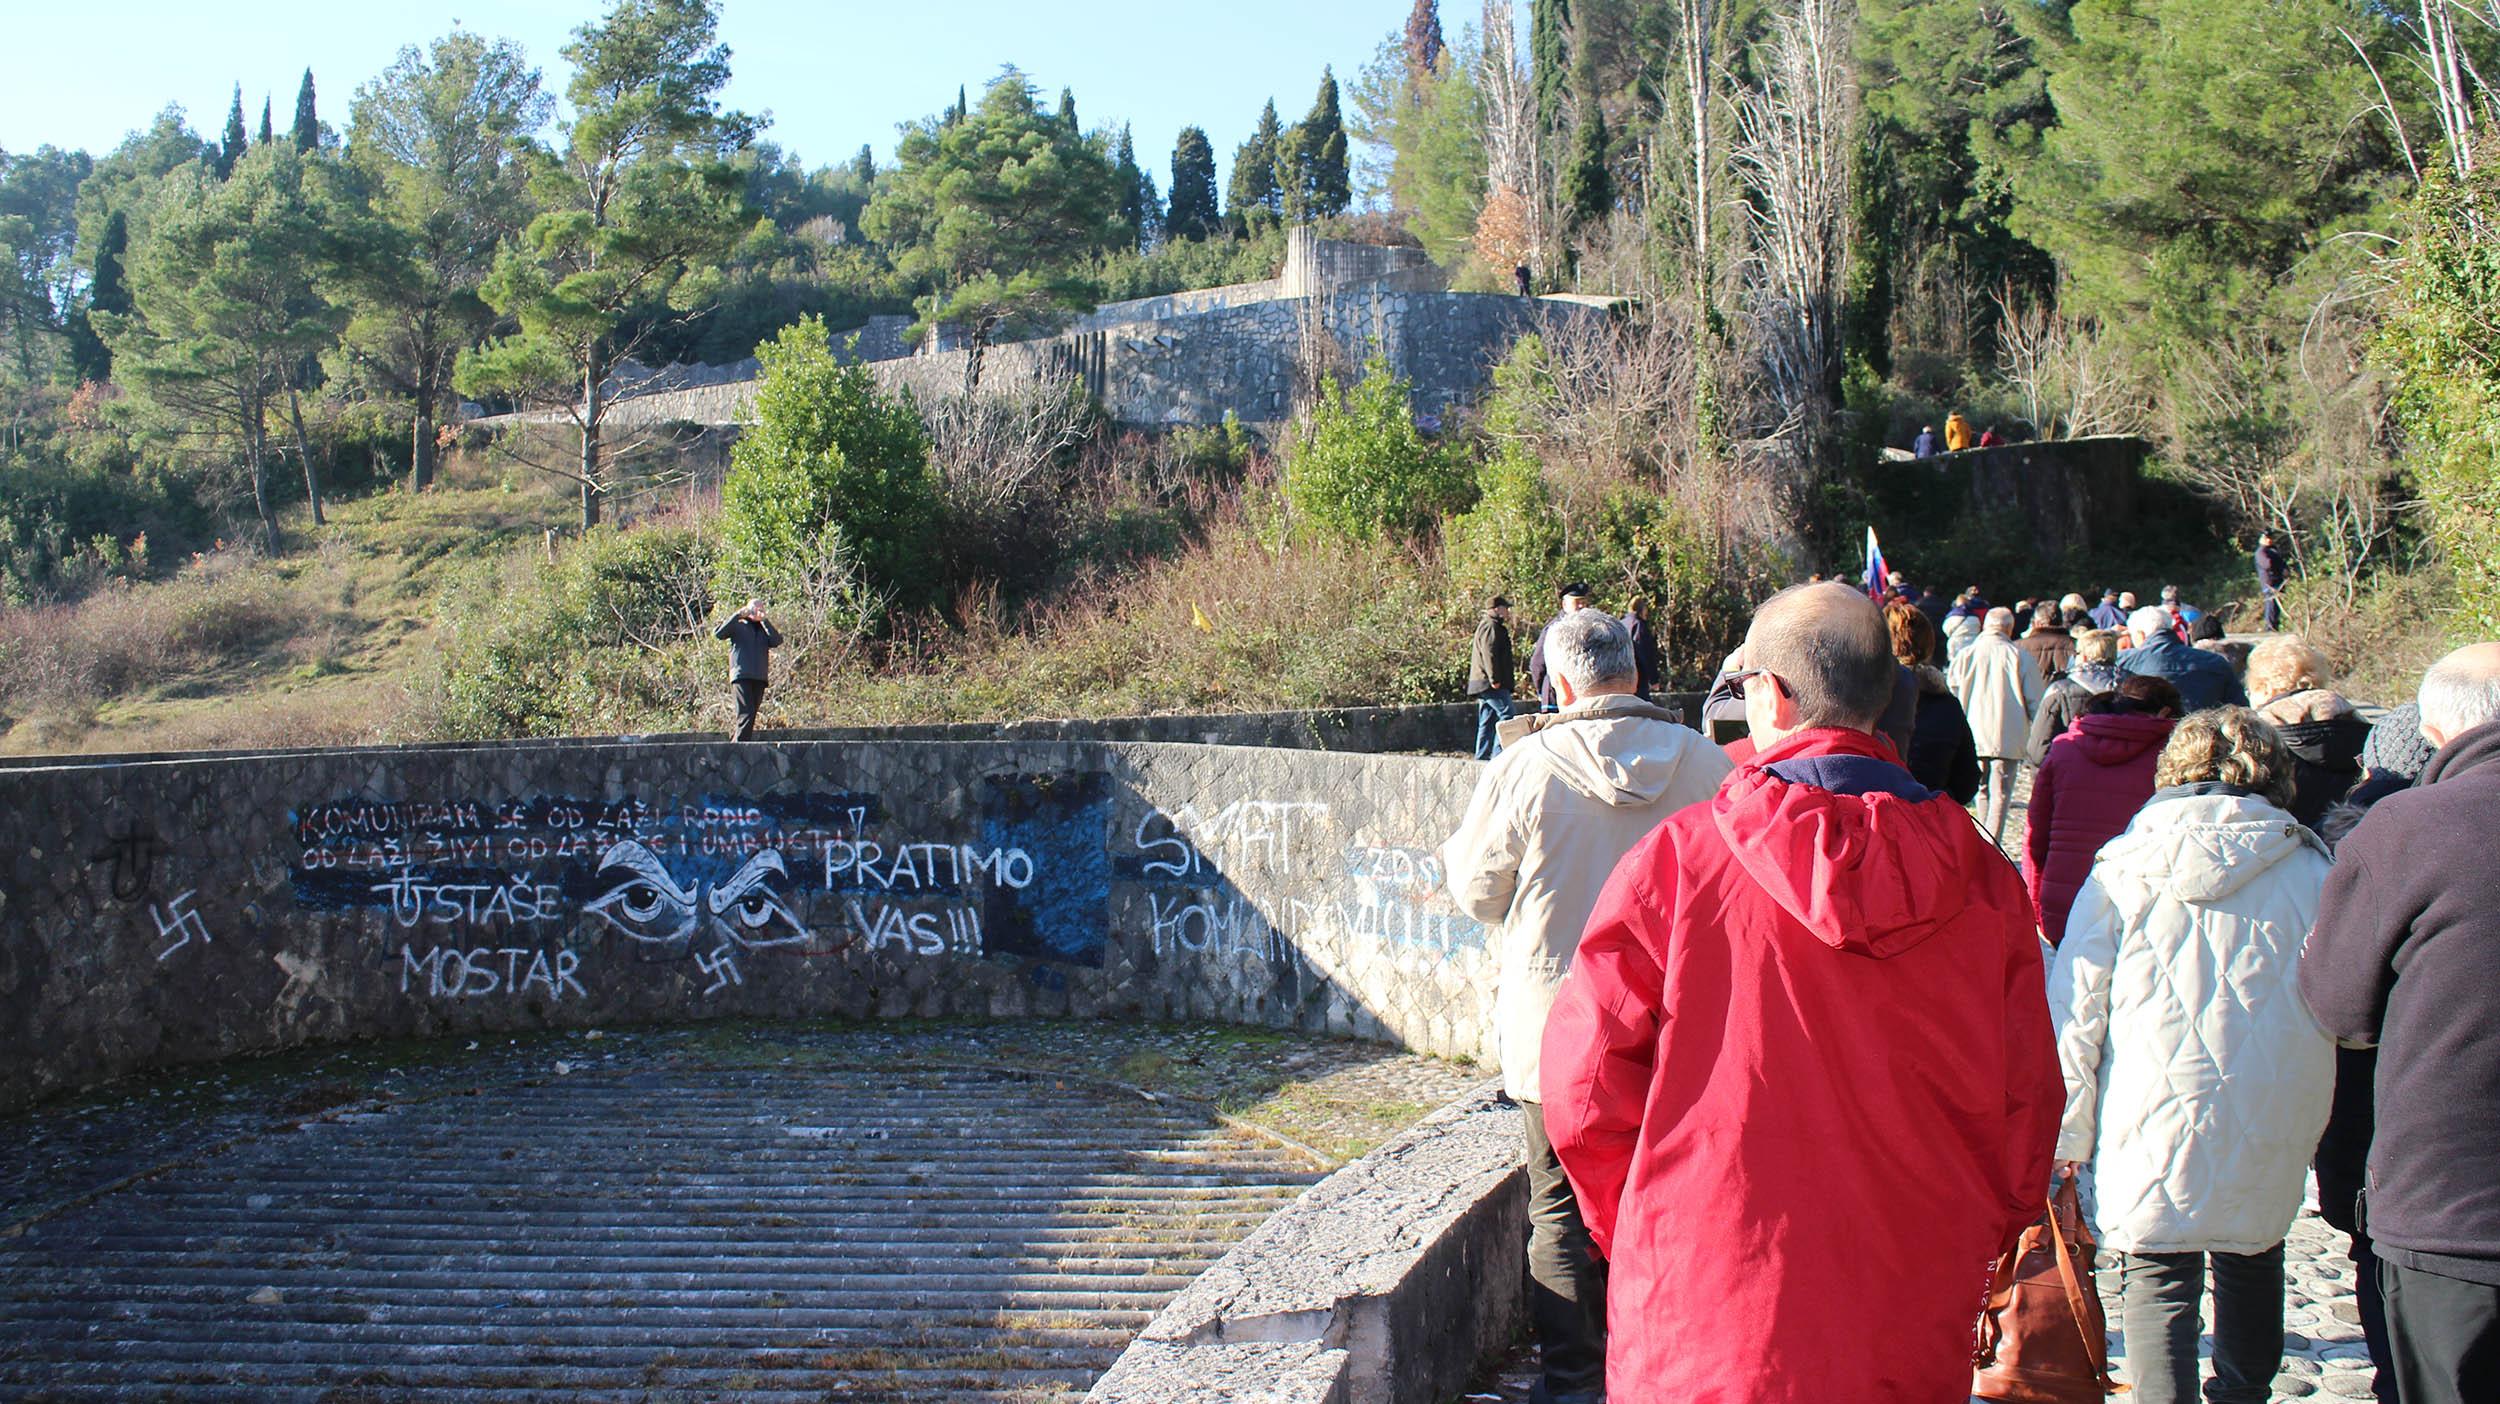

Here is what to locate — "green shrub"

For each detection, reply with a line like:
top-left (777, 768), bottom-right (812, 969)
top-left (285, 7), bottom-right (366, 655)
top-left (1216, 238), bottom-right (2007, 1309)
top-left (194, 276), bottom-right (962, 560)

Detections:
top-left (715, 315), bottom-right (939, 609)
top-left (430, 525), bottom-right (716, 739)
top-left (2378, 159), bottom-right (2500, 634)
top-left (1284, 358), bottom-right (1472, 542)
top-left (1447, 443), bottom-right (1565, 608)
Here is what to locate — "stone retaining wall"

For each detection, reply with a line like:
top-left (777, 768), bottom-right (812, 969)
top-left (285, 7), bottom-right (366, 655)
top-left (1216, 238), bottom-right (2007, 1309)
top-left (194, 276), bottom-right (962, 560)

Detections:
top-left (0, 739), bottom-right (1496, 1113)
top-left (1087, 1086), bottom-right (1527, 1404)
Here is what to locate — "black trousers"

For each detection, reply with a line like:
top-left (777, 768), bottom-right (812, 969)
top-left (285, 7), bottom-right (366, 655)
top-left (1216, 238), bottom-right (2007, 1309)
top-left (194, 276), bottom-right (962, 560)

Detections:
top-left (2381, 1257), bottom-right (2500, 1404)
top-left (732, 679), bottom-right (766, 741)
top-left (1518, 1100), bottom-right (1607, 1399)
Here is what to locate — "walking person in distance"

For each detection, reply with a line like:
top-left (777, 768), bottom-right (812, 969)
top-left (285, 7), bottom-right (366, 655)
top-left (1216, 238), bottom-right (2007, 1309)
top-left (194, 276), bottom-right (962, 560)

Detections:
top-left (714, 597), bottom-right (782, 741)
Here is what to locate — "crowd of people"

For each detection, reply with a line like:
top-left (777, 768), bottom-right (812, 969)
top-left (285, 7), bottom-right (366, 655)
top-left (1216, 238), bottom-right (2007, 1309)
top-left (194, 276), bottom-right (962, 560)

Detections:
top-left (1442, 578), bottom-right (2497, 1404)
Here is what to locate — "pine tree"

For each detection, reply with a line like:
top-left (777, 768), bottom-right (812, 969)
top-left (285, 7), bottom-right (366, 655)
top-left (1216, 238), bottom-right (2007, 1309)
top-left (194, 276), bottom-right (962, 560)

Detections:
top-left (1056, 87), bottom-right (1078, 132)
top-left (848, 144), bottom-right (875, 185)
top-left (291, 68), bottom-right (318, 152)
top-left (257, 97), bottom-right (274, 147)
top-left (1530, 0), bottom-right (1572, 138)
top-left (1560, 105), bottom-right (1612, 230)
top-left (1405, 0), bottom-right (1446, 75)
top-left (1228, 99), bottom-right (1283, 228)
top-left (214, 86), bottom-right (247, 179)
top-left (65, 209), bottom-right (129, 384)
top-left (1167, 126), bottom-right (1220, 240)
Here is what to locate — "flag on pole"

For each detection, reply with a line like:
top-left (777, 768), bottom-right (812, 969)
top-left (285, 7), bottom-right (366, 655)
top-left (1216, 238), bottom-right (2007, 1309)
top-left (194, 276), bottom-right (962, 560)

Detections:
top-left (1862, 527), bottom-right (1890, 601)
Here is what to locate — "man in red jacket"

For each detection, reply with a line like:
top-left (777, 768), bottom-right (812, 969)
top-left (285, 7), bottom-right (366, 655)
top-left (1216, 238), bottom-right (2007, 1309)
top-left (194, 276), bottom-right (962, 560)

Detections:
top-left (1540, 582), bottom-right (2063, 1403)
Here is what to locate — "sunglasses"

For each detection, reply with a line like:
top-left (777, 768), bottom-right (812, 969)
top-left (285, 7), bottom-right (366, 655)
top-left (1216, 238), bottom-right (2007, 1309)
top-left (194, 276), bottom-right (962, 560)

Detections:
top-left (1724, 666), bottom-right (1781, 694)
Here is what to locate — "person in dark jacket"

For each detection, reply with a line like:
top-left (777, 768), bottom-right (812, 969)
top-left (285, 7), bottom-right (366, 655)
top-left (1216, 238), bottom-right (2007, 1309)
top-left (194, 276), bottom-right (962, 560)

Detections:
top-left (2029, 630), bottom-right (2127, 767)
top-left (1468, 596), bottom-right (1517, 761)
top-left (2090, 588), bottom-right (2128, 631)
top-left (1528, 583), bottom-right (1592, 712)
top-left (2247, 637), bottom-right (2371, 828)
top-left (2256, 532), bottom-right (2290, 632)
top-left (2119, 606), bottom-right (2247, 713)
top-left (713, 598), bottom-right (782, 741)
top-left (2023, 675), bottom-right (2181, 945)
top-left (2310, 714), bottom-right (2438, 1404)
top-left (1622, 596), bottom-right (1660, 701)
top-left (2303, 642), bottom-right (2500, 1404)
top-left (2018, 601), bottom-right (2076, 681)
top-left (1912, 424), bottom-right (1940, 458)
top-left (1888, 602), bottom-right (1981, 803)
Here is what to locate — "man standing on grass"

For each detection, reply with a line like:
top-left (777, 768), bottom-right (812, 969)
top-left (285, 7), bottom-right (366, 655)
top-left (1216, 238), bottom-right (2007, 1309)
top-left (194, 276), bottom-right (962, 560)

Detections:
top-left (714, 597), bottom-right (781, 741)
top-left (1539, 583), bottom-right (2058, 1404)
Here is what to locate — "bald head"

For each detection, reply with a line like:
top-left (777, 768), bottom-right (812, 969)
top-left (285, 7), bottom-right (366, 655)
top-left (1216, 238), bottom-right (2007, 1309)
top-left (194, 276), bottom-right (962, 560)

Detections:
top-left (1743, 583), bottom-right (1896, 733)
top-left (2419, 642), bottom-right (2500, 747)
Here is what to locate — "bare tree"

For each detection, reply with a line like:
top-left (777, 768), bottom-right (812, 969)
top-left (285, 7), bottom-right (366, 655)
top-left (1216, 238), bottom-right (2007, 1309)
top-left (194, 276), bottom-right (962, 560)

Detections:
top-left (1730, 0), bottom-right (1857, 492)
top-left (1993, 288), bottom-right (2145, 440)
top-left (920, 354), bottom-right (1093, 525)
top-left (1477, 0), bottom-right (1547, 276)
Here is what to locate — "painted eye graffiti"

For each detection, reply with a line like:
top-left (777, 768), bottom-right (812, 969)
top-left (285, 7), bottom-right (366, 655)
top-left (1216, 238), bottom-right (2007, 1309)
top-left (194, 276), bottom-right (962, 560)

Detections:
top-left (585, 841), bottom-right (699, 943)
top-left (707, 849), bottom-right (809, 948)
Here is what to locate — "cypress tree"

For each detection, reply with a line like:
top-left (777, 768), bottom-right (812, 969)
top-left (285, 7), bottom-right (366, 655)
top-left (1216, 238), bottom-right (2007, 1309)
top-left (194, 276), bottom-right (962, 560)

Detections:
top-left (1302, 69), bottom-right (1349, 219)
top-left (66, 210), bottom-right (130, 384)
top-left (257, 97), bottom-right (274, 147)
top-left (1228, 99), bottom-right (1283, 229)
top-left (215, 86), bottom-right (247, 178)
top-left (1531, 0), bottom-right (1572, 139)
top-left (1561, 106), bottom-right (1612, 230)
top-left (290, 68), bottom-right (318, 152)
top-left (1168, 126), bottom-right (1220, 241)
top-left (1056, 87), bottom-right (1078, 133)
top-left (1405, 0), bottom-right (1446, 76)
top-left (1114, 125), bottom-right (1146, 249)
top-left (848, 144), bottom-right (875, 185)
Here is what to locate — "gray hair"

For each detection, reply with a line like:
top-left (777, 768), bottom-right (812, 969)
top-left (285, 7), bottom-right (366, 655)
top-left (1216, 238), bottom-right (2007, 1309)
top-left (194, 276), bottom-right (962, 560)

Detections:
top-left (2419, 646), bottom-right (2500, 740)
top-left (1985, 606), bottom-right (2016, 635)
top-left (1549, 609), bottom-right (1639, 694)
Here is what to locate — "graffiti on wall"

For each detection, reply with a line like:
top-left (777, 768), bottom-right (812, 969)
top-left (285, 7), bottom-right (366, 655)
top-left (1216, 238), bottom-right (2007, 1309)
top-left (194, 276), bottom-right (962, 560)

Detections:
top-left (286, 782), bottom-right (1126, 1001)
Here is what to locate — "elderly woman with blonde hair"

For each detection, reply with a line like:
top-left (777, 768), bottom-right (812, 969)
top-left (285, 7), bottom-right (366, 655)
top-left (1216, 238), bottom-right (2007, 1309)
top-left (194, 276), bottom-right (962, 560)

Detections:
top-left (2245, 636), bottom-right (2371, 827)
top-left (2048, 706), bottom-right (2335, 1404)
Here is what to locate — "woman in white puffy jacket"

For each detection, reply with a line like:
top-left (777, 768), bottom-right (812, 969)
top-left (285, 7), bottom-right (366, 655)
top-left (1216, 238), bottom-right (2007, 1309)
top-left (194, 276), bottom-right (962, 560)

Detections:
top-left (2048, 706), bottom-right (2335, 1404)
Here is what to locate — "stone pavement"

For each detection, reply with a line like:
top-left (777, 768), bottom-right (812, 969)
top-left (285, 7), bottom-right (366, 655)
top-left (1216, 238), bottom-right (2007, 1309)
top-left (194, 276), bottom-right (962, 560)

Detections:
top-left (0, 1020), bottom-right (1484, 1401)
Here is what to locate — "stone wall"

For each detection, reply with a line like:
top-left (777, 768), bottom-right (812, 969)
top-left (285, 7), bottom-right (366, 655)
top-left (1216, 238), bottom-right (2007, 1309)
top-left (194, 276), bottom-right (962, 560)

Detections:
top-left (0, 739), bottom-right (1495, 1113)
top-left (1902, 435), bottom-right (2152, 560)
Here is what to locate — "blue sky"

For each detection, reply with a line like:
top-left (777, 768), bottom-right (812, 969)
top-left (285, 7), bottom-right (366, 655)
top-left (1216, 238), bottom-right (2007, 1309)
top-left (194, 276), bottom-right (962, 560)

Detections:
top-left (1, 0), bottom-right (1470, 197)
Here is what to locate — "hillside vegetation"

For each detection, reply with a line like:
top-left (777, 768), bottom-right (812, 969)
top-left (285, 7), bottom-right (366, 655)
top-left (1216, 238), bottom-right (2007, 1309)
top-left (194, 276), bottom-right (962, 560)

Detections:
top-left (5, 0), bottom-right (2499, 750)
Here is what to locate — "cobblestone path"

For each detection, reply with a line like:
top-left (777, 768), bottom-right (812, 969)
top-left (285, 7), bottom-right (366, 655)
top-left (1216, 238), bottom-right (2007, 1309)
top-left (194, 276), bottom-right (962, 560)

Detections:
top-left (0, 1021), bottom-right (1483, 1401)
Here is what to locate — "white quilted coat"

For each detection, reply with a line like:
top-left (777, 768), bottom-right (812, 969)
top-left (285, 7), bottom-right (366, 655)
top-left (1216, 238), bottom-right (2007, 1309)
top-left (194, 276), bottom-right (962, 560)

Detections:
top-left (2048, 790), bottom-right (2335, 1254)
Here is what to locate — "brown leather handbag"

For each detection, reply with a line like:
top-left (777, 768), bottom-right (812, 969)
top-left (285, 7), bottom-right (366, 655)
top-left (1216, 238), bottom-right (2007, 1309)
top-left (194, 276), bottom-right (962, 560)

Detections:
top-left (1972, 1174), bottom-right (2124, 1401)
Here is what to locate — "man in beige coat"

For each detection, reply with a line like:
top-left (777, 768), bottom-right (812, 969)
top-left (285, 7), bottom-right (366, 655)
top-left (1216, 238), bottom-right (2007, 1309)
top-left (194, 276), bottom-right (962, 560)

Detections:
top-left (1950, 606), bottom-right (2047, 845)
top-left (1440, 609), bottom-right (1732, 1404)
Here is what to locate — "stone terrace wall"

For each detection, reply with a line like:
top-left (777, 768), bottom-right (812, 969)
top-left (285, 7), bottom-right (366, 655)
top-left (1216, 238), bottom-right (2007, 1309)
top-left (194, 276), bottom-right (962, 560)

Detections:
top-left (0, 739), bottom-right (1493, 1113)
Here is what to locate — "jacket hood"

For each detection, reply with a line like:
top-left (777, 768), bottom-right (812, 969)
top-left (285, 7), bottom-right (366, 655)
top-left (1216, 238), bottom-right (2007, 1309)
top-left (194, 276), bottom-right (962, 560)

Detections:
top-left (2066, 712), bottom-right (2176, 768)
top-left (1513, 695), bottom-right (1705, 807)
top-left (2069, 661), bottom-right (2124, 693)
top-left (1713, 727), bottom-right (1981, 958)
top-left (2257, 688), bottom-right (2355, 727)
top-left (1912, 663), bottom-right (1950, 696)
top-left (2097, 788), bottom-right (2327, 904)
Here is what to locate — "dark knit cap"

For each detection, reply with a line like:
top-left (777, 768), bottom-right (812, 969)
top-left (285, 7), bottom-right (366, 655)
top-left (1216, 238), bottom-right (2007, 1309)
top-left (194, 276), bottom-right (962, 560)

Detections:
top-left (2361, 701), bottom-right (2438, 781)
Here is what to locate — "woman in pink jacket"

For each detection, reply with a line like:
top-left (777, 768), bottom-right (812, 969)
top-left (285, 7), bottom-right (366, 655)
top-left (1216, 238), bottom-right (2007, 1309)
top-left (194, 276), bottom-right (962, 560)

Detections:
top-left (2025, 674), bottom-right (2182, 945)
